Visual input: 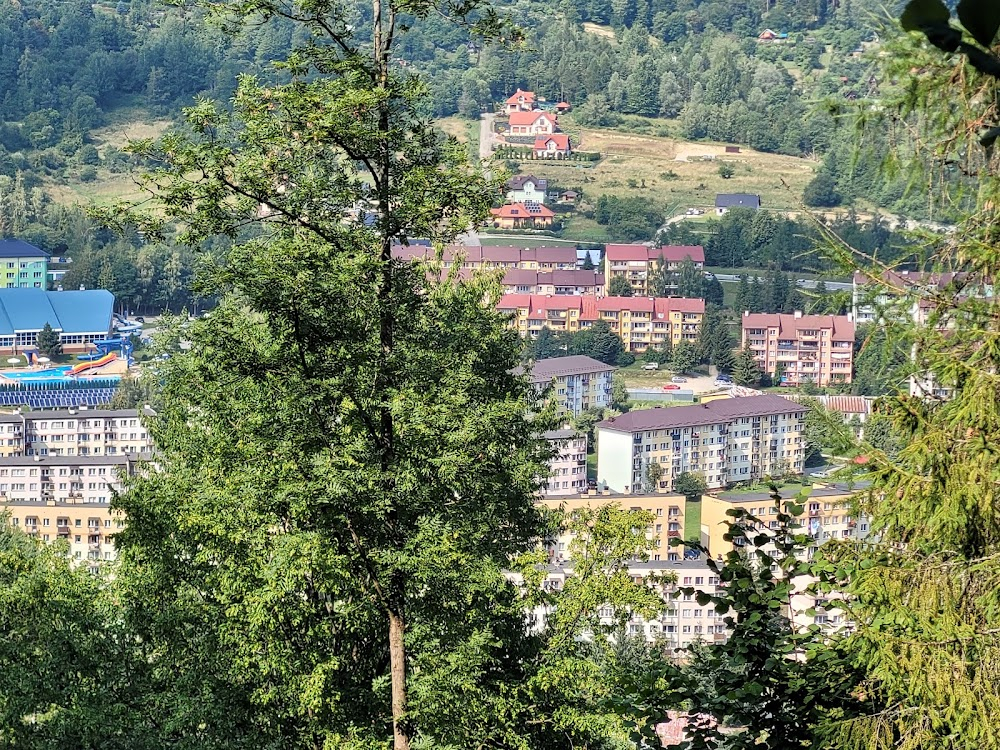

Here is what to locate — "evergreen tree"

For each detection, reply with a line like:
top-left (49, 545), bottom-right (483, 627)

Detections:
top-left (748, 275), bottom-right (765, 313)
top-left (735, 273), bottom-right (751, 312)
top-left (733, 346), bottom-right (761, 387)
top-left (675, 256), bottom-right (704, 298)
top-left (35, 322), bottom-right (61, 357)
top-left (581, 252), bottom-right (596, 271)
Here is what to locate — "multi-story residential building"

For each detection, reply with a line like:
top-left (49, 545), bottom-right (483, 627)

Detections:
top-left (541, 429), bottom-right (589, 496)
top-left (699, 484), bottom-right (870, 559)
top-left (539, 490), bottom-right (688, 561)
top-left (535, 558), bottom-right (729, 649)
top-left (595, 394), bottom-right (806, 493)
top-left (501, 269), bottom-right (605, 296)
top-left (499, 295), bottom-right (704, 353)
top-left (851, 269), bottom-right (967, 325)
top-left (0, 238), bottom-right (49, 289)
top-left (526, 355), bottom-right (615, 416)
top-left (0, 453), bottom-right (146, 573)
top-left (604, 244), bottom-right (705, 296)
top-left (741, 311), bottom-right (855, 387)
top-left (0, 407), bottom-right (154, 457)
top-left (392, 244), bottom-right (578, 271)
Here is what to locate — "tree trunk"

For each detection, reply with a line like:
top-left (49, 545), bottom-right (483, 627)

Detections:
top-left (388, 608), bottom-right (410, 750)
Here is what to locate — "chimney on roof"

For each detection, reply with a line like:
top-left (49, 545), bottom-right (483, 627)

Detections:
top-left (793, 310), bottom-right (803, 319)
top-left (743, 310), bottom-right (749, 317)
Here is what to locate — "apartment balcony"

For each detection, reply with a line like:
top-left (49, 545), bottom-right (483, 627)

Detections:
top-left (667, 530), bottom-right (681, 538)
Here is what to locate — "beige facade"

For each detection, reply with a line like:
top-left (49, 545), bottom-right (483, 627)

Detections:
top-left (539, 491), bottom-right (687, 561)
top-left (0, 408), bottom-right (153, 458)
top-left (499, 295), bottom-right (704, 354)
top-left (1, 453), bottom-right (144, 573)
top-left (741, 311), bottom-right (855, 387)
top-left (596, 395), bottom-right (807, 493)
top-left (604, 245), bottom-right (705, 296)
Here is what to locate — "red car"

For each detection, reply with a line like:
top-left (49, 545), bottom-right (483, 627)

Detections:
top-left (662, 384), bottom-right (680, 391)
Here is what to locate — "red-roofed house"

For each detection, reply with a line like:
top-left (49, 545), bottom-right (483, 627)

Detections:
top-left (505, 88), bottom-right (537, 113)
top-left (498, 294), bottom-right (704, 352)
top-left (534, 134), bottom-right (571, 158)
top-left (489, 202), bottom-right (556, 229)
top-left (604, 244), bottom-right (705, 295)
top-left (509, 111), bottom-right (558, 136)
top-left (741, 311), bottom-right (855, 386)
top-left (554, 101), bottom-right (572, 113)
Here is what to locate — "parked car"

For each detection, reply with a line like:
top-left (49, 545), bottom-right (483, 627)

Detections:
top-left (662, 384), bottom-right (680, 391)
top-left (671, 376), bottom-right (687, 383)
top-left (641, 362), bottom-right (659, 370)
top-left (135, 316), bottom-right (145, 323)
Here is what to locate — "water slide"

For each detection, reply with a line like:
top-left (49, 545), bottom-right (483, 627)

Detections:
top-left (68, 352), bottom-right (117, 376)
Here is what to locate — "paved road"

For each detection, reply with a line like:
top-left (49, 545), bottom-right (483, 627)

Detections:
top-left (479, 113), bottom-right (496, 161)
top-left (710, 272), bottom-right (852, 291)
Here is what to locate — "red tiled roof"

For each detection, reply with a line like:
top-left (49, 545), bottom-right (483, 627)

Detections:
top-left (490, 203), bottom-right (555, 219)
top-left (741, 312), bottom-right (855, 342)
top-left (533, 134), bottom-right (570, 150)
top-left (522, 246), bottom-right (578, 264)
top-left (605, 244), bottom-right (705, 263)
top-left (497, 294), bottom-right (584, 314)
top-left (509, 111), bottom-right (555, 126)
top-left (506, 88), bottom-right (536, 104)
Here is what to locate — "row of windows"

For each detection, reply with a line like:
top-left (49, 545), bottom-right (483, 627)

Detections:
top-left (13, 517), bottom-right (120, 528)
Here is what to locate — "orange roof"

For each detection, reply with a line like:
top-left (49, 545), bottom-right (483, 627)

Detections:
top-left (534, 134), bottom-right (570, 150)
top-left (509, 111), bottom-right (555, 126)
top-left (490, 202), bottom-right (555, 219)
top-left (555, 101), bottom-right (571, 108)
top-left (505, 88), bottom-right (536, 104)
top-left (741, 312), bottom-right (855, 342)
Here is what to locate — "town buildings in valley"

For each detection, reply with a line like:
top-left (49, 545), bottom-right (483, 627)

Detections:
top-left (603, 244), bottom-right (705, 296)
top-left (501, 269), bottom-right (605, 296)
top-left (595, 394), bottom-right (806, 493)
top-left (392, 244), bottom-right (579, 271)
top-left (0, 239), bottom-right (49, 289)
top-left (525, 355), bottom-right (615, 417)
top-left (498, 295), bottom-right (704, 353)
top-left (741, 311), bottom-right (855, 387)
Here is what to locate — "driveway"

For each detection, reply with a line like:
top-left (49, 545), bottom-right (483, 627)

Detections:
top-left (479, 113), bottom-right (496, 161)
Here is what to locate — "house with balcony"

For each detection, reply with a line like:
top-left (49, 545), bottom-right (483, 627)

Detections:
top-left (741, 311), bottom-right (855, 387)
top-left (604, 244), bottom-right (705, 296)
top-left (524, 355), bottom-right (615, 417)
top-left (596, 394), bottom-right (806, 493)
top-left (0, 239), bottom-right (49, 289)
top-left (505, 174), bottom-right (548, 204)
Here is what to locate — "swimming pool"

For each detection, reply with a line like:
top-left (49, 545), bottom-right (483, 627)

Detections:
top-left (0, 366), bottom-right (121, 385)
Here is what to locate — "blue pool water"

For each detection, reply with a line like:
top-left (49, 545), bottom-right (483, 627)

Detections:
top-left (0, 366), bottom-right (121, 385)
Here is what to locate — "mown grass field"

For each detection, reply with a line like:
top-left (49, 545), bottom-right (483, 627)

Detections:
top-left (521, 117), bottom-right (819, 215)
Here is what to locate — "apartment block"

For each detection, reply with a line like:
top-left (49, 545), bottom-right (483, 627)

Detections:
top-left (542, 429), bottom-right (589, 496)
top-left (699, 484), bottom-right (870, 559)
top-left (535, 558), bottom-right (729, 650)
top-left (527, 356), bottom-right (615, 417)
top-left (596, 395), bottom-right (806, 493)
top-left (0, 453), bottom-right (145, 573)
top-left (0, 408), bottom-right (153, 457)
top-left (499, 295), bottom-right (704, 353)
top-left (851, 269), bottom-right (968, 325)
top-left (741, 311), bottom-right (855, 387)
top-left (0, 238), bottom-right (49, 289)
top-left (538, 491), bottom-right (687, 561)
top-left (604, 244), bottom-right (705, 296)
top-left (392, 244), bottom-right (578, 271)
top-left (501, 269), bottom-right (605, 296)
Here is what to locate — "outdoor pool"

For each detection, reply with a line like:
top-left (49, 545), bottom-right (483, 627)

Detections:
top-left (0, 366), bottom-right (121, 385)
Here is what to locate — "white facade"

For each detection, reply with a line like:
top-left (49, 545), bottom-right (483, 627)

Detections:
top-left (542, 430), bottom-right (588, 496)
top-left (506, 179), bottom-right (546, 205)
top-left (596, 396), bottom-right (806, 493)
top-left (0, 408), bottom-right (153, 458)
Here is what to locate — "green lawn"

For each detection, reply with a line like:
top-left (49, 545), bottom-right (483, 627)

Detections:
top-left (684, 498), bottom-right (702, 543)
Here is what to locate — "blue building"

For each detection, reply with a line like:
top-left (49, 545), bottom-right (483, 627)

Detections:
top-left (0, 239), bottom-right (50, 289)
top-left (0, 289), bottom-right (114, 354)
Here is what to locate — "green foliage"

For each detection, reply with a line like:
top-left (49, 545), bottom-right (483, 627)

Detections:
top-left (673, 491), bottom-right (867, 750)
top-left (733, 346), bottom-right (761, 387)
top-left (595, 195), bottom-right (663, 242)
top-left (717, 163), bottom-right (735, 179)
top-left (35, 322), bottom-right (61, 357)
top-left (673, 471), bottom-right (707, 498)
top-left (608, 275), bottom-right (634, 296)
top-left (611, 372), bottom-right (631, 412)
top-left (669, 340), bottom-right (698, 375)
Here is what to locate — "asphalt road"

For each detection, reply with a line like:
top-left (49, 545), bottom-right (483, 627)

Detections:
top-left (710, 273), bottom-right (852, 291)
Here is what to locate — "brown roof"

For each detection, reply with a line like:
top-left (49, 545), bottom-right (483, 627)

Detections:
top-left (605, 244), bottom-right (705, 263)
top-left (502, 269), bottom-right (604, 287)
top-left (741, 312), bottom-right (855, 342)
top-left (598, 394), bottom-right (806, 433)
top-left (528, 355), bottom-right (616, 382)
top-left (506, 174), bottom-right (547, 191)
top-left (522, 246), bottom-right (578, 264)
